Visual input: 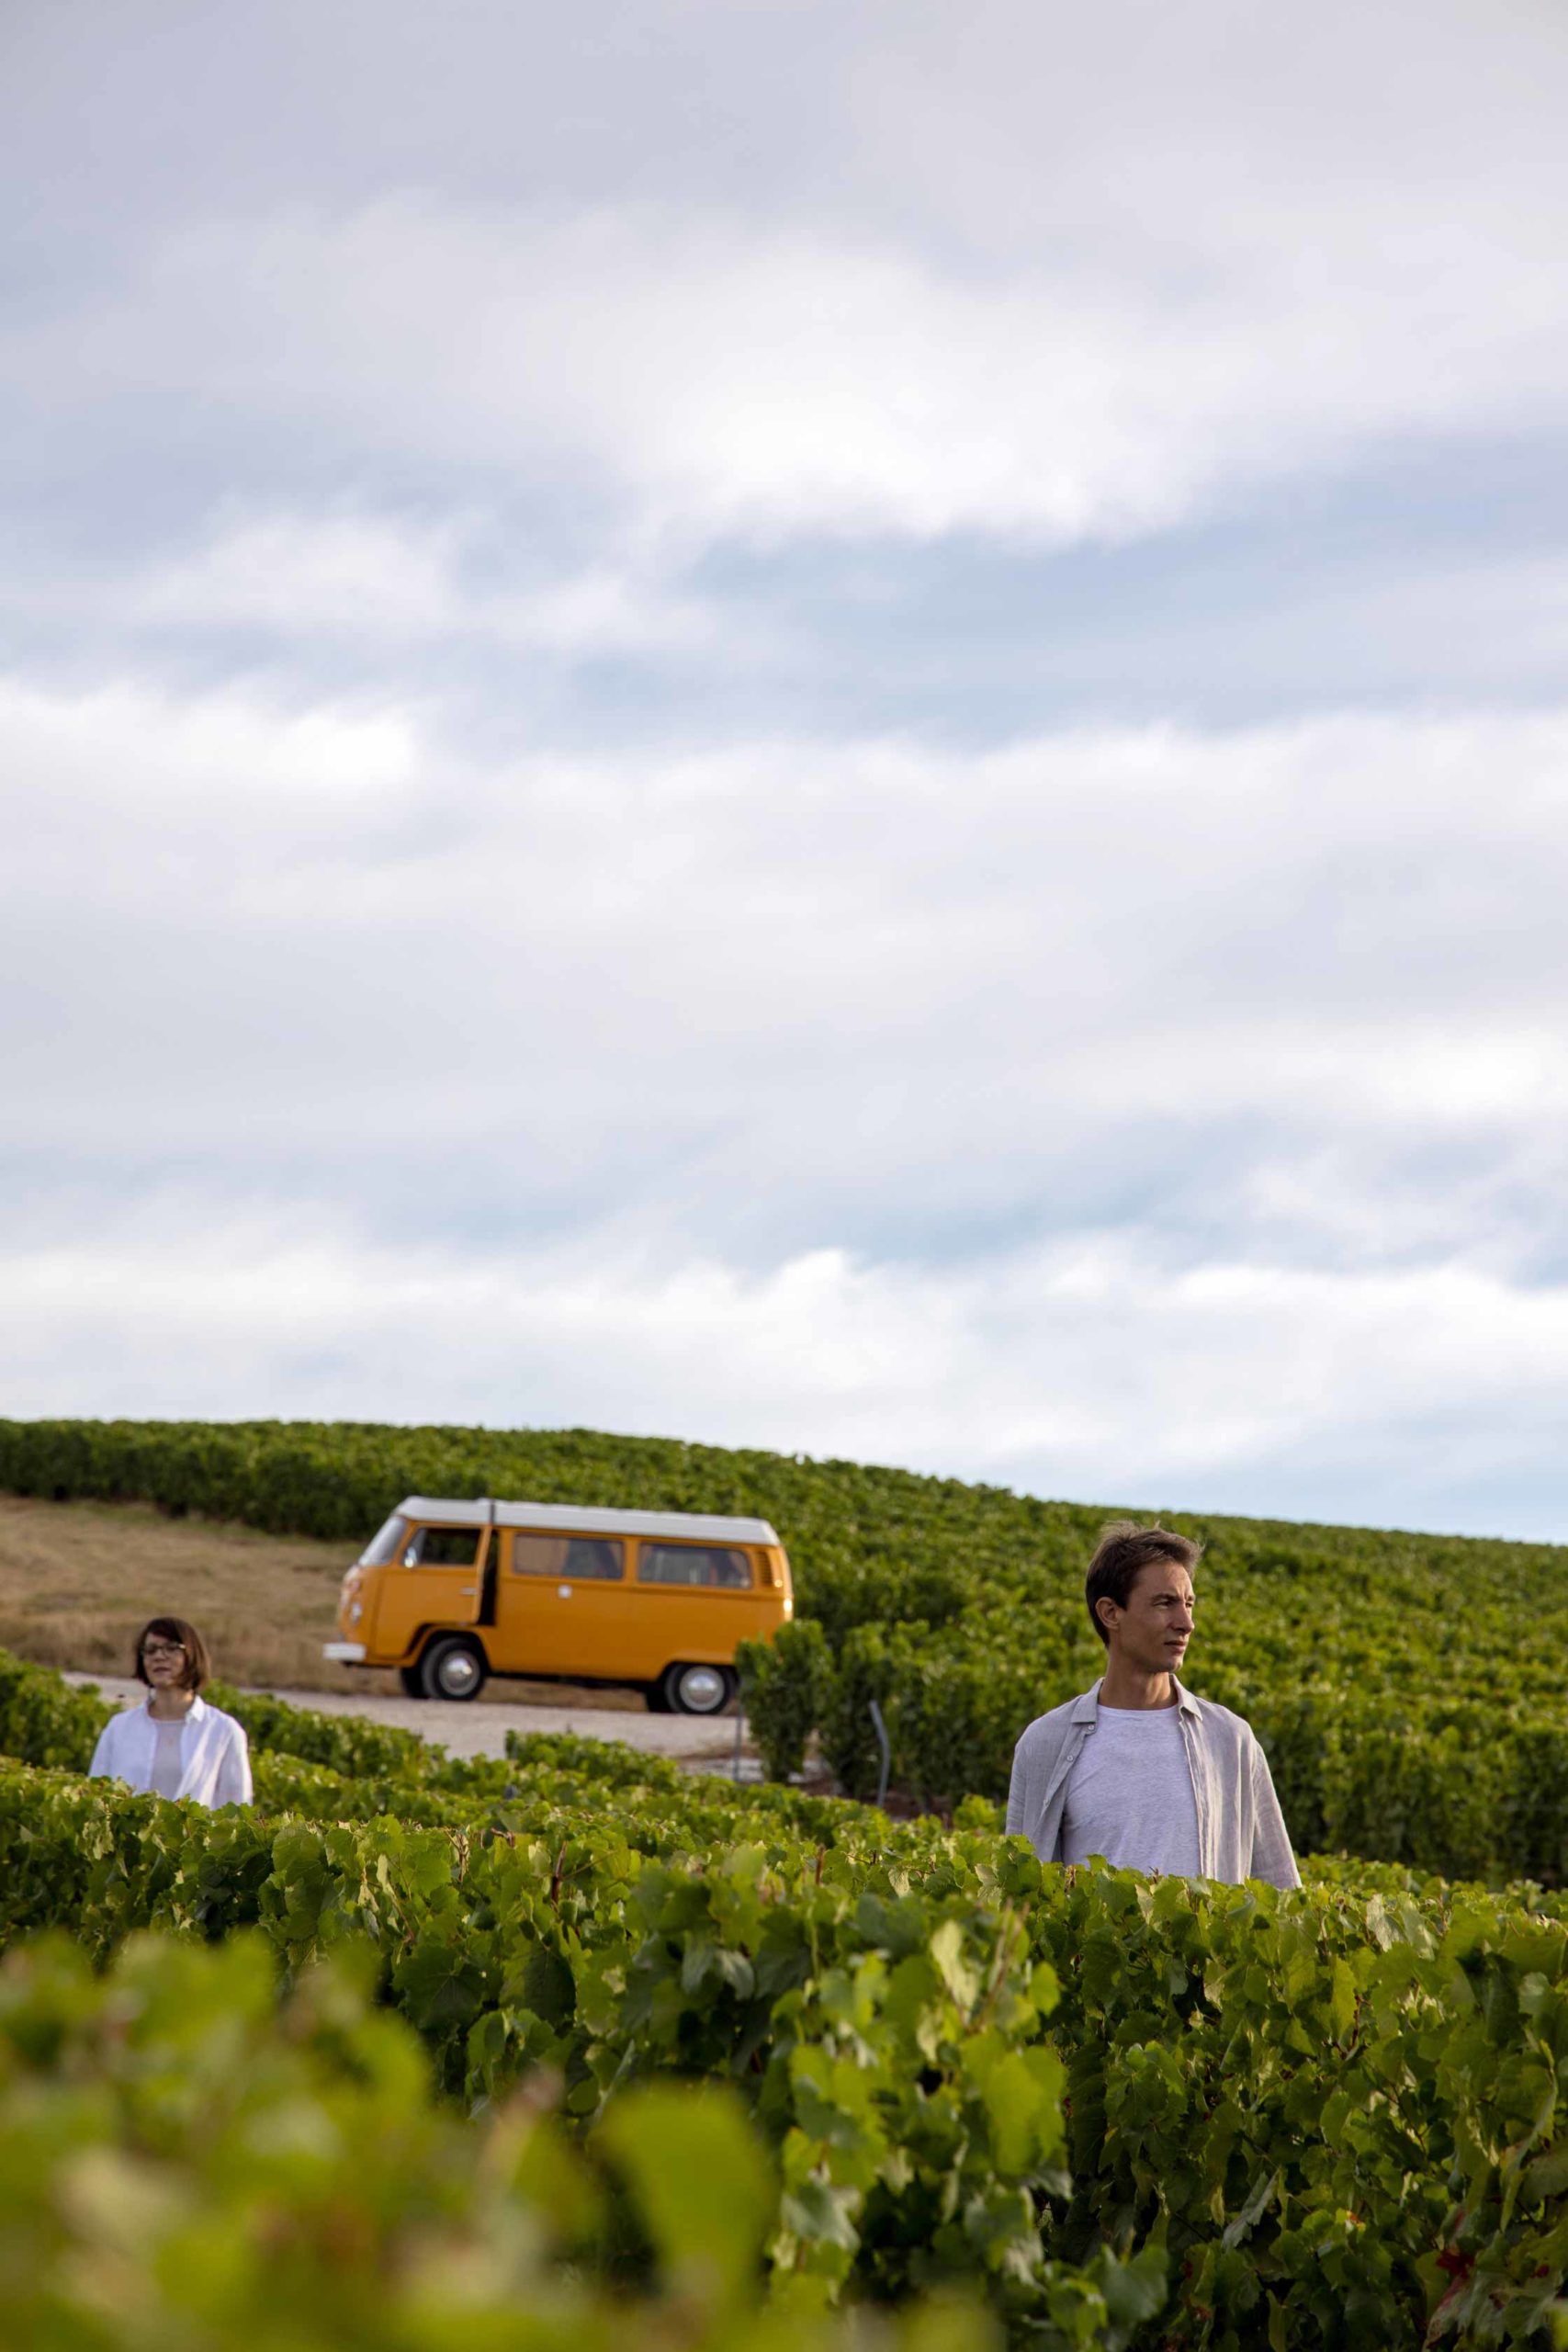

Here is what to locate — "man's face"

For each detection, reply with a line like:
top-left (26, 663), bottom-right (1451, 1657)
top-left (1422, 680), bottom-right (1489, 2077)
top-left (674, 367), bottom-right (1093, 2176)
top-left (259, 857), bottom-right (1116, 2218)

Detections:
top-left (1100, 1561), bottom-right (1196, 1673)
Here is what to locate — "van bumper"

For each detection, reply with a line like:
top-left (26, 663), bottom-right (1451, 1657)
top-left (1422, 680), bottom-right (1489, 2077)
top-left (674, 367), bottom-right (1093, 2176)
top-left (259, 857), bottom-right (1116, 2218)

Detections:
top-left (322, 1641), bottom-right (367, 1663)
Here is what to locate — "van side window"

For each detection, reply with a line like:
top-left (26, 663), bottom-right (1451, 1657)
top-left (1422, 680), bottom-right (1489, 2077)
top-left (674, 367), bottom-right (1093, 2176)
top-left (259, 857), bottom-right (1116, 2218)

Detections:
top-left (402, 1527), bottom-right (482, 1567)
top-left (637, 1544), bottom-right (753, 1589)
top-left (511, 1534), bottom-right (624, 1582)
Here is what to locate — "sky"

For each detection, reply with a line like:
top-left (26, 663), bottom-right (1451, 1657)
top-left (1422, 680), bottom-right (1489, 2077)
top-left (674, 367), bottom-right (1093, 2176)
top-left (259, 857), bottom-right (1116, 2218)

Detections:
top-left (5, 0), bottom-right (1568, 1540)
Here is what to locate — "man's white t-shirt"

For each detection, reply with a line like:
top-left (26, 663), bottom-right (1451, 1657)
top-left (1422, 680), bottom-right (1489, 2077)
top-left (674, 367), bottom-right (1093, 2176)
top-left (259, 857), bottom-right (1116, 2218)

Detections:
top-left (1059, 1702), bottom-right (1201, 1876)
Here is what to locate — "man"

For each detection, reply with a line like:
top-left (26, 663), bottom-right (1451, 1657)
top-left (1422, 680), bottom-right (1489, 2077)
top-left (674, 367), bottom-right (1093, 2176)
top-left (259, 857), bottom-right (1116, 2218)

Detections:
top-left (1006, 1521), bottom-right (1299, 1888)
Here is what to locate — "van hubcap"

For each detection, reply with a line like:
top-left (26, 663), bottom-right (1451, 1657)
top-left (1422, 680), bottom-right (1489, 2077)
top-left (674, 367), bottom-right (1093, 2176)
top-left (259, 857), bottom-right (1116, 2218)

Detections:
top-left (677, 1666), bottom-right (727, 1713)
top-left (437, 1649), bottom-right (480, 1696)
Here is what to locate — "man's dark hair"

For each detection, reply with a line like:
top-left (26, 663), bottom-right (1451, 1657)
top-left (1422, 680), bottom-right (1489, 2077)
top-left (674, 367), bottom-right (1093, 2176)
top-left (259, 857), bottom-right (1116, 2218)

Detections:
top-left (1084, 1523), bottom-right (1201, 1646)
top-left (133, 1615), bottom-right (210, 1692)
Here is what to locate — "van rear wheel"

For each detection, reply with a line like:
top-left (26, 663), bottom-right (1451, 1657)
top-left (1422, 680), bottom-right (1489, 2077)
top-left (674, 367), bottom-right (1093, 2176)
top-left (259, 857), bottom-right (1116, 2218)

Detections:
top-left (659, 1662), bottom-right (736, 1716)
top-left (419, 1635), bottom-right (488, 1702)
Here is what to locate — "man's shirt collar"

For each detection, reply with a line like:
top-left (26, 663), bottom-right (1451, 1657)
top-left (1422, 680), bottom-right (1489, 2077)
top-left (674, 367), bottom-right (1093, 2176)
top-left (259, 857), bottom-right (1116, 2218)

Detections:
top-left (1077, 1675), bottom-right (1201, 1722)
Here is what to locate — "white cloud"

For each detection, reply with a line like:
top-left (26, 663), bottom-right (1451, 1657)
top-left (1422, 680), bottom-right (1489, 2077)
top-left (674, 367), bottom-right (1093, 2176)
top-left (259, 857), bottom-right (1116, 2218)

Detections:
top-left (126, 510), bottom-right (718, 655)
top-left (0, 674), bottom-right (418, 822)
top-left (498, 564), bottom-right (716, 656)
top-left (4, 670), bottom-right (1568, 1383)
top-left (6, 678), bottom-right (1568, 1181)
top-left (133, 514), bottom-right (463, 638)
top-left (17, 171), bottom-right (1568, 551)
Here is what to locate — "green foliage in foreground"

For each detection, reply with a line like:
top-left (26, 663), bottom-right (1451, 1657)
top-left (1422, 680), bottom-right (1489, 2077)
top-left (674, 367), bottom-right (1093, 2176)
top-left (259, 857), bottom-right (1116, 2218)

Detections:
top-left (0, 1928), bottom-right (1008, 2352)
top-left (0, 1753), bottom-right (1156, 2342)
top-left (5, 1414), bottom-right (1568, 1880)
top-left (6, 1759), bottom-right (1568, 2344)
top-left (6, 1648), bottom-right (1568, 2346)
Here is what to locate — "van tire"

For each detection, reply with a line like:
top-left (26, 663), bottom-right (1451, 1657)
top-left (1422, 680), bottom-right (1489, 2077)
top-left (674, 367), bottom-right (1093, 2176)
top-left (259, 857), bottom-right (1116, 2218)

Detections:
top-left (398, 1665), bottom-right (425, 1699)
top-left (659, 1662), bottom-right (737, 1716)
top-left (642, 1681), bottom-right (672, 1713)
top-left (420, 1635), bottom-right (488, 1702)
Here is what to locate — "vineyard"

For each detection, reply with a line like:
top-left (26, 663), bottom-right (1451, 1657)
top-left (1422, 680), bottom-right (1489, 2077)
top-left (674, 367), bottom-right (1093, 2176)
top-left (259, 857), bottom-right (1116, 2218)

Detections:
top-left (6, 1419), bottom-right (1568, 2342)
top-left (4, 1417), bottom-right (1568, 1881)
top-left (2, 1644), bottom-right (1568, 2346)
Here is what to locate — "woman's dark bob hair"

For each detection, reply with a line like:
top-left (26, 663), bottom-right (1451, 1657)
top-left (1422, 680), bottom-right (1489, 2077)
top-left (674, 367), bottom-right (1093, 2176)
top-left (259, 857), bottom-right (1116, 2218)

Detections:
top-left (133, 1615), bottom-right (210, 1692)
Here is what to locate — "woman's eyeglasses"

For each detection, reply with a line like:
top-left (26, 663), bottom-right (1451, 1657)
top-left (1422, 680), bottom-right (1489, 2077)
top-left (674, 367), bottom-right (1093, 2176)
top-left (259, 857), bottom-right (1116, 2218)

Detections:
top-left (141, 1642), bottom-right (186, 1662)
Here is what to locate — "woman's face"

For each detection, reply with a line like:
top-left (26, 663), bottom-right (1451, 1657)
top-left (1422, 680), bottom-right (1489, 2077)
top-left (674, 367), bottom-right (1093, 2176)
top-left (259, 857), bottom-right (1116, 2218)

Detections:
top-left (141, 1634), bottom-right (188, 1691)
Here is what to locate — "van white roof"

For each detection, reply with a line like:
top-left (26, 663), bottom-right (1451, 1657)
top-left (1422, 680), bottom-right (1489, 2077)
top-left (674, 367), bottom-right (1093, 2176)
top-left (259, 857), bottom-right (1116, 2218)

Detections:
top-left (398, 1496), bottom-right (782, 1546)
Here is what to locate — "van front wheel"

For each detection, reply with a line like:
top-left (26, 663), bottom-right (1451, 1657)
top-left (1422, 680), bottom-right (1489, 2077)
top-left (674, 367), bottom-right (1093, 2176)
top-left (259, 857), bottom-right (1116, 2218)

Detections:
top-left (398, 1665), bottom-right (425, 1699)
top-left (660, 1662), bottom-right (736, 1716)
top-left (420, 1635), bottom-right (488, 1702)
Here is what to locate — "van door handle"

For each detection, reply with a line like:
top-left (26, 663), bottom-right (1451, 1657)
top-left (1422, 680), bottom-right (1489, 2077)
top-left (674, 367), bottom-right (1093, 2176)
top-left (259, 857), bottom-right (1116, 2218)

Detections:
top-left (458, 1586), bottom-right (475, 1597)
top-left (558, 1584), bottom-right (571, 1598)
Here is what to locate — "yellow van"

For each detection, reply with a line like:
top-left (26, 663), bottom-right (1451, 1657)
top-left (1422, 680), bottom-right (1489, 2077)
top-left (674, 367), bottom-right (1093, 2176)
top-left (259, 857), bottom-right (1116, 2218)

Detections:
top-left (323, 1496), bottom-right (793, 1713)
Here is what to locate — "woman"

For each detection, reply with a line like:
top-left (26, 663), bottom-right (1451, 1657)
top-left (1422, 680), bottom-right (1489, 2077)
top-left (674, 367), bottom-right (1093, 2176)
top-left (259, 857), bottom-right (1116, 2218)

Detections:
top-left (87, 1615), bottom-right (253, 1806)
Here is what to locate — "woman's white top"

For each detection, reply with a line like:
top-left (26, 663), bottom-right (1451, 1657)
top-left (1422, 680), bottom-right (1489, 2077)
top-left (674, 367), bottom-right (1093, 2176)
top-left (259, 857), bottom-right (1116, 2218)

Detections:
top-left (88, 1691), bottom-right (253, 1807)
top-left (149, 1716), bottom-right (186, 1799)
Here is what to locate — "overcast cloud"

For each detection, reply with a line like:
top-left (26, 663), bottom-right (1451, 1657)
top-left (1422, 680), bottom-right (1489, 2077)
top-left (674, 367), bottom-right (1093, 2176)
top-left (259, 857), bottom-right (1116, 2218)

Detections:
top-left (5, 0), bottom-right (1568, 1538)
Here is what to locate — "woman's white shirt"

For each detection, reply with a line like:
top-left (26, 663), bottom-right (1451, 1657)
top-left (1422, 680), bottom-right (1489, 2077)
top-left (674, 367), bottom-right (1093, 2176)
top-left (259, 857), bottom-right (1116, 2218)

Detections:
top-left (88, 1692), bottom-right (253, 1807)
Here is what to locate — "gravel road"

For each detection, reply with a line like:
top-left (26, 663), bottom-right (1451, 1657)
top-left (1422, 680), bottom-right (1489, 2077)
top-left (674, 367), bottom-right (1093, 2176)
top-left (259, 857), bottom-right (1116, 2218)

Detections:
top-left (63, 1671), bottom-right (755, 1769)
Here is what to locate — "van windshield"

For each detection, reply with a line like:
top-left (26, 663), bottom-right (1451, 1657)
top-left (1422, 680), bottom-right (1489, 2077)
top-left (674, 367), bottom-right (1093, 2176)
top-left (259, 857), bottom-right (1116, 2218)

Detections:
top-left (359, 1513), bottom-right (408, 1566)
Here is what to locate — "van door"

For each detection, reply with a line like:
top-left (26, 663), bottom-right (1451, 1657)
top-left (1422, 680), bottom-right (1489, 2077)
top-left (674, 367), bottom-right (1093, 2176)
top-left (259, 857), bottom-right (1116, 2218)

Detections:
top-left (494, 1532), bottom-right (635, 1679)
top-left (371, 1521), bottom-right (488, 1661)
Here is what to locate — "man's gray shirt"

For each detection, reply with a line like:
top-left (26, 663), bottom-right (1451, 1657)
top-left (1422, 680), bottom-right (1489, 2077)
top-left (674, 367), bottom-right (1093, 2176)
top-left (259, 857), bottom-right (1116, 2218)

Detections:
top-left (1006, 1677), bottom-right (1301, 1890)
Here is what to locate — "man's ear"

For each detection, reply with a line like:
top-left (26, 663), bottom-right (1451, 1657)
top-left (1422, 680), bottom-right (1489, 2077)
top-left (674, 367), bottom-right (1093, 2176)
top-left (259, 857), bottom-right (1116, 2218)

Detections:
top-left (1095, 1596), bottom-right (1118, 1636)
